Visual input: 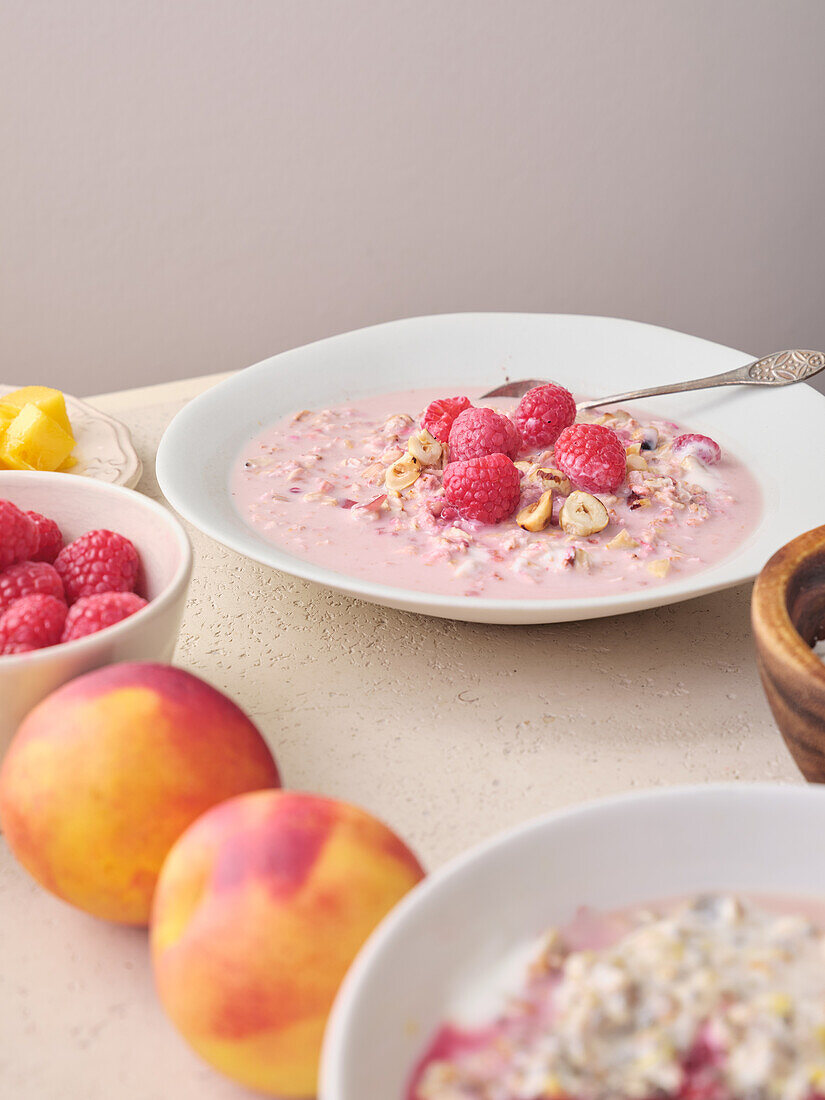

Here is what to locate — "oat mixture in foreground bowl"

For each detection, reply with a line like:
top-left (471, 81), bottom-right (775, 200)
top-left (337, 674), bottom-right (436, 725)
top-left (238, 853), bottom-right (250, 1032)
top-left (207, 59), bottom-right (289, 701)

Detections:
top-left (410, 894), bottom-right (825, 1100)
top-left (319, 784), bottom-right (825, 1100)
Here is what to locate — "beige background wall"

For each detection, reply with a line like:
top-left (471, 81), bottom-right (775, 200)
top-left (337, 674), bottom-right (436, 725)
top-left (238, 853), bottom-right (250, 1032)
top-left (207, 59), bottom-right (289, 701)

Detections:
top-left (2, 0), bottom-right (824, 397)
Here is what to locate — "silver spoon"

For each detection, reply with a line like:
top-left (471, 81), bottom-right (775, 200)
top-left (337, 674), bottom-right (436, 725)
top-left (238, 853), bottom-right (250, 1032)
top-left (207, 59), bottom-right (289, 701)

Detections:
top-left (482, 349), bottom-right (825, 410)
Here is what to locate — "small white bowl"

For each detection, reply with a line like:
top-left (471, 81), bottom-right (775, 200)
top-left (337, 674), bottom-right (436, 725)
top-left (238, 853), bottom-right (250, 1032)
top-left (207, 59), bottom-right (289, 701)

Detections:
top-left (0, 471), bottom-right (192, 752)
top-left (320, 783), bottom-right (825, 1100)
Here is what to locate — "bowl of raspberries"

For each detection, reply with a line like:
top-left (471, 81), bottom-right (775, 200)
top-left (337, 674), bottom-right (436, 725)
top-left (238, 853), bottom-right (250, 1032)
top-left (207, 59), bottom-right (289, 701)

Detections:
top-left (0, 471), bottom-right (192, 750)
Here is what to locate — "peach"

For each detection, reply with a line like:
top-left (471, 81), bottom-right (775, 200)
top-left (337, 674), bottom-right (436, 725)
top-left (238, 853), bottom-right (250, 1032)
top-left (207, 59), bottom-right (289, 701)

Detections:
top-left (150, 789), bottom-right (424, 1097)
top-left (0, 662), bottom-right (280, 925)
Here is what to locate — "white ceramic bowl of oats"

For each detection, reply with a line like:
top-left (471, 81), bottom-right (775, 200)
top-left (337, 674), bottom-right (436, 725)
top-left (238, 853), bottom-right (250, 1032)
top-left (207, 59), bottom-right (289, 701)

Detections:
top-left (320, 782), bottom-right (824, 1100)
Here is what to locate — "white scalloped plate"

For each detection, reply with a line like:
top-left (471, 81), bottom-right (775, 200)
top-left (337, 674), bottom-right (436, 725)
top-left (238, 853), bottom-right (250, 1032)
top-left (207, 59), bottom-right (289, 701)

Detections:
top-left (0, 386), bottom-right (142, 489)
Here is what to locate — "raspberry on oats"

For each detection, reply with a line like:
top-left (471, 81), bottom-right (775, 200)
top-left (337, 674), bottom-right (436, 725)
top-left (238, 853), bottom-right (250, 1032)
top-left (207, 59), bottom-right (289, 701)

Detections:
top-left (0, 593), bottom-right (67, 655)
top-left (61, 592), bottom-right (148, 643)
top-left (420, 396), bottom-right (472, 444)
top-left (513, 383), bottom-right (577, 448)
top-left (554, 423), bottom-right (627, 494)
top-left (0, 500), bottom-right (39, 570)
top-left (26, 510), bottom-right (64, 563)
top-left (0, 561), bottom-right (65, 615)
top-left (448, 407), bottom-right (521, 462)
top-left (672, 434), bottom-right (722, 465)
top-left (443, 453), bottom-right (522, 524)
top-left (54, 529), bottom-right (140, 604)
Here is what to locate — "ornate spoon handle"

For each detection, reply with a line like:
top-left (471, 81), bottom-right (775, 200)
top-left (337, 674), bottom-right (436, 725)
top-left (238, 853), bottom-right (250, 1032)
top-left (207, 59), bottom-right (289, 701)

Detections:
top-left (575, 349), bottom-right (825, 412)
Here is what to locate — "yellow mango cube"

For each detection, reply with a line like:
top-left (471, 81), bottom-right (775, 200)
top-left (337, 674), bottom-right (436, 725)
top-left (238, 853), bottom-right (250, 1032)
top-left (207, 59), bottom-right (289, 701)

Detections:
top-left (0, 386), bottom-right (74, 441)
top-left (0, 404), bottom-right (75, 472)
top-left (0, 405), bottom-right (15, 466)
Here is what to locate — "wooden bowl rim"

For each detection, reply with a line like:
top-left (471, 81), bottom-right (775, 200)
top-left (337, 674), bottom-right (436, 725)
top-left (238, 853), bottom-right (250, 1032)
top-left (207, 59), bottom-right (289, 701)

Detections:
top-left (752, 524), bottom-right (825, 686)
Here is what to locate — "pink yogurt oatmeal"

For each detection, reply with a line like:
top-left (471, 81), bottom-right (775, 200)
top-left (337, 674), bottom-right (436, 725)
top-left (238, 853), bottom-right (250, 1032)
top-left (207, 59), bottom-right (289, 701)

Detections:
top-left (232, 388), bottom-right (762, 600)
top-left (408, 895), bottom-right (825, 1100)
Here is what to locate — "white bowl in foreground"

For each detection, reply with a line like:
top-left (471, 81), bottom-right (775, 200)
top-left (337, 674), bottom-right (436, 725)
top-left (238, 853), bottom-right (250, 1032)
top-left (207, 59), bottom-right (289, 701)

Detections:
top-left (156, 313), bottom-right (825, 624)
top-left (320, 782), bottom-right (821, 1100)
top-left (0, 472), bottom-right (192, 752)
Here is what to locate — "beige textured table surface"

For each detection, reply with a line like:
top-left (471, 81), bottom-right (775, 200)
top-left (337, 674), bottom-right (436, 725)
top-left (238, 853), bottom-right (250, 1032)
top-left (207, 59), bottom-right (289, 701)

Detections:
top-left (0, 374), bottom-right (803, 1098)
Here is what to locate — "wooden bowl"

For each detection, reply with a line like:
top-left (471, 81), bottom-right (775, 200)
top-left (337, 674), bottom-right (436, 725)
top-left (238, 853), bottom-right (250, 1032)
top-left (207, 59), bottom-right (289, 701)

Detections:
top-left (752, 525), bottom-right (825, 781)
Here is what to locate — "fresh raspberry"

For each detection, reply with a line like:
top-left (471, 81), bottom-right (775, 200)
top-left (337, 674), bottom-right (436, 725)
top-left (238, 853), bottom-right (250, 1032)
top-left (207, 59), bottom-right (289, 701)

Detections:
top-left (554, 423), bottom-right (627, 493)
top-left (448, 407), bottom-right (521, 462)
top-left (672, 433), bottom-right (722, 465)
top-left (26, 511), bottom-right (64, 563)
top-left (513, 383), bottom-right (577, 448)
top-left (0, 501), bottom-right (39, 570)
top-left (0, 594), bottom-right (67, 655)
top-left (54, 530), bottom-right (140, 604)
top-left (420, 396), bottom-right (472, 444)
top-left (0, 561), bottom-right (65, 615)
top-left (61, 591), bottom-right (148, 643)
top-left (443, 453), bottom-right (522, 524)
